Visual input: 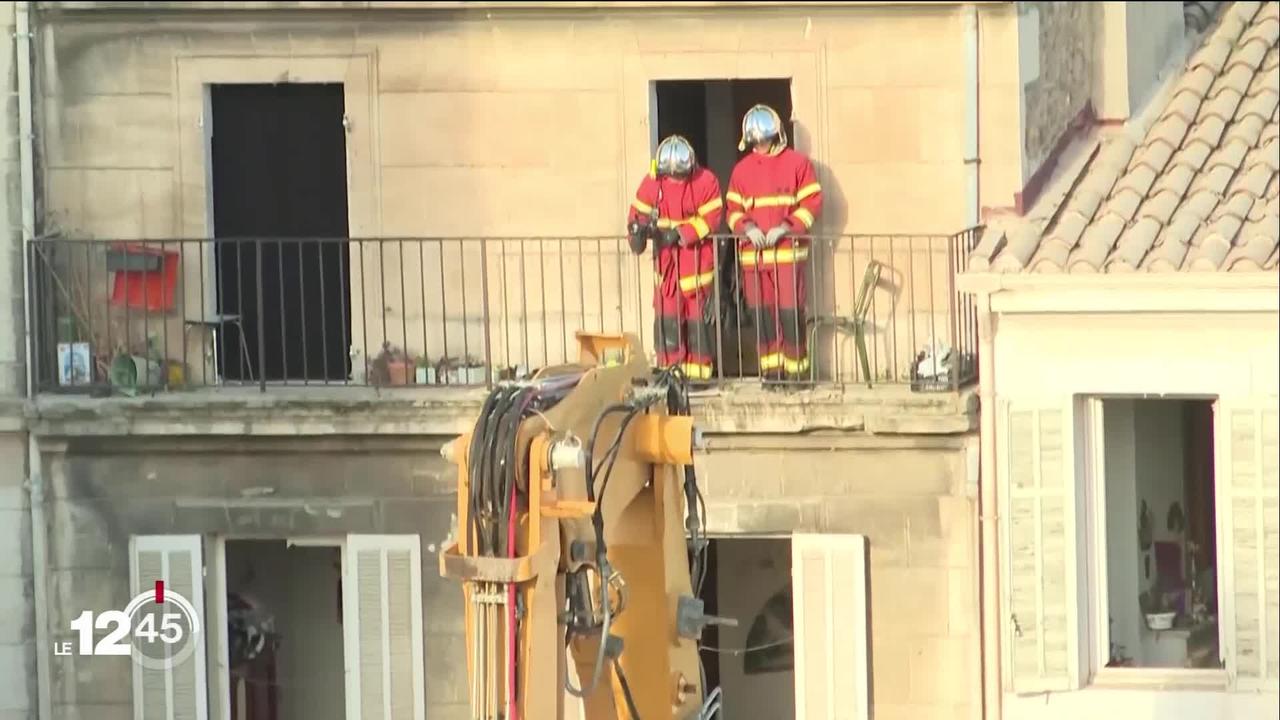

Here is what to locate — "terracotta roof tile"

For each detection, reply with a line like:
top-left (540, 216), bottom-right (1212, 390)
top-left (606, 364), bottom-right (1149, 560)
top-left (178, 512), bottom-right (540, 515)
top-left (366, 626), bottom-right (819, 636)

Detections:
top-left (1139, 190), bottom-right (1183, 224)
top-left (971, 2), bottom-right (1280, 274)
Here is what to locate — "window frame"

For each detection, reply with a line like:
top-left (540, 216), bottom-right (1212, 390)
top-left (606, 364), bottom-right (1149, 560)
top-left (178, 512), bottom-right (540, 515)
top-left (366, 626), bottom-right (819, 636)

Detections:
top-left (1077, 395), bottom-right (1230, 688)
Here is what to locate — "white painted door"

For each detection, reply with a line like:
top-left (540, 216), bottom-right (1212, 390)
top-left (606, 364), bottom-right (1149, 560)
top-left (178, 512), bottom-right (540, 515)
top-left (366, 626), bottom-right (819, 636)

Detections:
top-left (130, 534), bottom-right (209, 720)
top-left (791, 533), bottom-right (870, 720)
top-left (342, 534), bottom-right (427, 720)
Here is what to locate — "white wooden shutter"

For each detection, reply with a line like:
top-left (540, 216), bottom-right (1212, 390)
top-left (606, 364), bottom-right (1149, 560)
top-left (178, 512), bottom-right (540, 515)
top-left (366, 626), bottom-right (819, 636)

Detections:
top-left (343, 535), bottom-right (426, 720)
top-left (1000, 401), bottom-right (1079, 693)
top-left (1221, 400), bottom-right (1280, 690)
top-left (791, 534), bottom-right (869, 720)
top-left (130, 535), bottom-right (209, 720)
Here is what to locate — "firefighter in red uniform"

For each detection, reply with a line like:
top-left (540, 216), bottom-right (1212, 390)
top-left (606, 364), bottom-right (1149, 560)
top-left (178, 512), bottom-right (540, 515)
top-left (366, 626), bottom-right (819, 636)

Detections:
top-left (626, 135), bottom-right (724, 381)
top-left (725, 104), bottom-right (823, 383)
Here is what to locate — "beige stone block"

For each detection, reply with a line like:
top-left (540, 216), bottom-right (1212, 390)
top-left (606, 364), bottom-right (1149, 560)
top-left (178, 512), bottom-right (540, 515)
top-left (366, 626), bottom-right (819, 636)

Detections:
top-left (868, 637), bottom-right (913, 705)
top-left (702, 502), bottom-right (738, 534)
top-left (45, 94), bottom-right (174, 169)
top-left (908, 495), bottom-right (975, 569)
top-left (45, 168), bottom-right (86, 234)
top-left (833, 162), bottom-right (965, 234)
top-left (828, 88), bottom-right (924, 165)
top-left (948, 567), bottom-right (978, 635)
top-left (81, 170), bottom-right (144, 238)
top-left (869, 566), bottom-right (949, 636)
top-left (697, 452), bottom-right (785, 500)
top-left (380, 166), bottom-right (619, 237)
top-left (780, 449), bottom-right (955, 497)
top-left (908, 635), bottom-right (978, 705)
top-left (827, 12), bottom-right (964, 89)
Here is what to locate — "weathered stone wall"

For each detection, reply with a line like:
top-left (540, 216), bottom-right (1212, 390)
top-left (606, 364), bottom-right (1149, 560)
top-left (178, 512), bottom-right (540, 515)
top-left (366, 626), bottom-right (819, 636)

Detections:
top-left (1020, 1), bottom-right (1098, 181)
top-left (698, 433), bottom-right (980, 720)
top-left (41, 435), bottom-right (465, 720)
top-left (38, 427), bottom-right (979, 720)
top-left (0, 433), bottom-right (34, 720)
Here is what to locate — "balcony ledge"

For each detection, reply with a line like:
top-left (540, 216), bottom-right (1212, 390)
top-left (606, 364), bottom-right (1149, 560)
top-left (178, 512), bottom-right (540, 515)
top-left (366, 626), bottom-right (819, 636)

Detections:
top-left (26, 382), bottom-right (976, 438)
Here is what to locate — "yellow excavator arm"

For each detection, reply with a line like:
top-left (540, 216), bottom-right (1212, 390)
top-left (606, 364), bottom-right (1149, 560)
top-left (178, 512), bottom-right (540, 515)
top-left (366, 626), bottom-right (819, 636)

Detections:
top-left (439, 333), bottom-right (729, 719)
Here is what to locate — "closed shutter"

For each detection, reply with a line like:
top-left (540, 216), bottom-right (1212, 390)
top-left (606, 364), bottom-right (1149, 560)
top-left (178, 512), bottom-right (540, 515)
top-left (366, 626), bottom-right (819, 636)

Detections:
top-left (791, 534), bottom-right (869, 720)
top-left (1222, 400), bottom-right (1280, 690)
top-left (130, 535), bottom-right (209, 720)
top-left (343, 535), bottom-right (426, 720)
top-left (1000, 401), bottom-right (1079, 693)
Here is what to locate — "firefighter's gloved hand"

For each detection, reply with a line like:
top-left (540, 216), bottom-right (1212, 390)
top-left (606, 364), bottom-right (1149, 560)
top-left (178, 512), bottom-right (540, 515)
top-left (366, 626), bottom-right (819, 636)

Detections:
top-left (627, 222), bottom-right (650, 255)
top-left (661, 228), bottom-right (682, 248)
top-left (745, 224), bottom-right (768, 249)
top-left (765, 225), bottom-right (789, 248)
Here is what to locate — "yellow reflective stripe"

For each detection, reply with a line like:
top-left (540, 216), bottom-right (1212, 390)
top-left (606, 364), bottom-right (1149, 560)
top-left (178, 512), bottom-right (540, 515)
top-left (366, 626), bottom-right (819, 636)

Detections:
top-left (632, 198), bottom-right (654, 215)
top-left (796, 183), bottom-right (822, 201)
top-left (681, 361), bottom-right (713, 380)
top-left (657, 215), bottom-right (713, 236)
top-left (792, 207), bottom-right (815, 228)
top-left (698, 197), bottom-right (723, 215)
top-left (689, 216), bottom-right (711, 239)
top-left (758, 352), bottom-right (784, 370)
top-left (758, 353), bottom-right (808, 373)
top-left (751, 194), bottom-right (797, 208)
top-left (678, 269), bottom-right (716, 292)
top-left (783, 355), bottom-right (810, 374)
top-left (727, 211), bottom-right (745, 228)
top-left (738, 247), bottom-right (811, 266)
top-left (726, 191), bottom-right (746, 206)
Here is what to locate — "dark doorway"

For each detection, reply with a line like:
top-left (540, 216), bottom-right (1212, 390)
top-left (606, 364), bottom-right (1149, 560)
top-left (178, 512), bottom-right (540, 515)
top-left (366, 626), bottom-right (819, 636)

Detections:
top-left (210, 83), bottom-right (351, 382)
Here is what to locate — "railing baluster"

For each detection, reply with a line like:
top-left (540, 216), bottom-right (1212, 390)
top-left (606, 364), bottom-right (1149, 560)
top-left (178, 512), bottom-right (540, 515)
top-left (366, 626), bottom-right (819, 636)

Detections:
top-left (400, 238), bottom-right (408, 387)
top-left (318, 237), bottom-right (329, 384)
top-left (256, 239), bottom-right (267, 393)
top-left (419, 238), bottom-right (428, 384)
top-left (480, 239), bottom-right (493, 390)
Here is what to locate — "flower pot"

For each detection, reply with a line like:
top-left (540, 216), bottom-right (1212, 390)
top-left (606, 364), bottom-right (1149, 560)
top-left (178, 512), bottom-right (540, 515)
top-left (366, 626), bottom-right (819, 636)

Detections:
top-left (387, 359), bottom-right (415, 386)
top-left (1145, 611), bottom-right (1176, 630)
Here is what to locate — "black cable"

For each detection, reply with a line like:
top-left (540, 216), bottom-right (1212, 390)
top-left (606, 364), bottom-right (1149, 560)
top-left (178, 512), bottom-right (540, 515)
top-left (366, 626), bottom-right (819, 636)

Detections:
top-left (583, 403), bottom-right (632, 502)
top-left (612, 657), bottom-right (643, 720)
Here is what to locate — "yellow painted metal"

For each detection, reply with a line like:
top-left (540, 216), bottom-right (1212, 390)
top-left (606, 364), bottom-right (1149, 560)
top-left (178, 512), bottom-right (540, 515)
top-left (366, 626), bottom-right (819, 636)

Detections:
top-left (440, 332), bottom-right (703, 719)
top-left (630, 414), bottom-right (695, 466)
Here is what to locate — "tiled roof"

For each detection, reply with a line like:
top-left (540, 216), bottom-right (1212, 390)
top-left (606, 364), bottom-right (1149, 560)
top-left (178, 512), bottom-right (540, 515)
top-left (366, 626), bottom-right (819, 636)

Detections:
top-left (972, 1), bottom-right (1280, 274)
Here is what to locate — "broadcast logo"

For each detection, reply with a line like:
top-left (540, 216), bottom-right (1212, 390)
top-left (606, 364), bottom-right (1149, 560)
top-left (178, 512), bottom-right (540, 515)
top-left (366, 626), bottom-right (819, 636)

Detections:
top-left (54, 581), bottom-right (202, 670)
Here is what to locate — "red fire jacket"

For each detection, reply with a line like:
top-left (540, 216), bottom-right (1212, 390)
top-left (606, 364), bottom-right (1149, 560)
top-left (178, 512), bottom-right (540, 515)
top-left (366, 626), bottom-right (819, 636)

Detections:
top-left (725, 148), bottom-right (823, 240)
top-left (627, 168), bottom-right (724, 294)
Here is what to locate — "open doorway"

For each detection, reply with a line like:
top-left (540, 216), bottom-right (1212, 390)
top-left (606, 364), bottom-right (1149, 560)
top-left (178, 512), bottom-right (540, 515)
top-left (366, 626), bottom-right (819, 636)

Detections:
top-left (700, 536), bottom-right (796, 718)
top-left (210, 83), bottom-right (352, 383)
top-left (225, 541), bottom-right (345, 720)
top-left (1099, 398), bottom-right (1220, 670)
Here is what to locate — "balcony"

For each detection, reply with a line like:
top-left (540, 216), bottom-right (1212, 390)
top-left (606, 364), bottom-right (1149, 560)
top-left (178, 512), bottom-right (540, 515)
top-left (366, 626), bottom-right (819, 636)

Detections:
top-left (27, 232), bottom-right (980, 401)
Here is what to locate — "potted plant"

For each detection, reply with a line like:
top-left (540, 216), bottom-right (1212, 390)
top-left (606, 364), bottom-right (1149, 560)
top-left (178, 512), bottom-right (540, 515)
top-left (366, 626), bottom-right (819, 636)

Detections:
top-left (369, 342), bottom-right (415, 386)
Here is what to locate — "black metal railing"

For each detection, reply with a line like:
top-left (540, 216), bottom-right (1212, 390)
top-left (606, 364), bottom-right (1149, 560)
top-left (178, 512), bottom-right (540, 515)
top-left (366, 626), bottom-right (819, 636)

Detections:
top-left (27, 231), bottom-right (980, 395)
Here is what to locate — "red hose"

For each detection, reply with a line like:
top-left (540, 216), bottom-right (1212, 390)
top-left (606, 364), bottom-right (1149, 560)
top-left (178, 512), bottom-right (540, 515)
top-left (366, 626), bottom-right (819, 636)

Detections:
top-left (506, 480), bottom-right (519, 720)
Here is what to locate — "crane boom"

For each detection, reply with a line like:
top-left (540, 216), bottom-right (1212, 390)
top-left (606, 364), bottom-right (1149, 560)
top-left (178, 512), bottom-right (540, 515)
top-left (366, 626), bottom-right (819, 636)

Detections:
top-left (439, 333), bottom-right (727, 719)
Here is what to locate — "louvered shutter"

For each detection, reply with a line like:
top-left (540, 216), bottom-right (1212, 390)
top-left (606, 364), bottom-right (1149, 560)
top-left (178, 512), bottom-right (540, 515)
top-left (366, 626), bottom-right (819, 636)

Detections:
top-left (129, 535), bottom-right (209, 720)
top-left (342, 535), bottom-right (426, 720)
top-left (1222, 400), bottom-right (1280, 690)
top-left (1001, 401), bottom-right (1079, 693)
top-left (791, 534), bottom-right (869, 720)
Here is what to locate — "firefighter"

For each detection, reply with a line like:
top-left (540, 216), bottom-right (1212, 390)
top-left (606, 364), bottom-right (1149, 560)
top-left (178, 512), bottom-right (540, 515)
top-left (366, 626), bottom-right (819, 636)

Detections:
top-left (626, 135), bottom-right (724, 382)
top-left (725, 104), bottom-right (823, 383)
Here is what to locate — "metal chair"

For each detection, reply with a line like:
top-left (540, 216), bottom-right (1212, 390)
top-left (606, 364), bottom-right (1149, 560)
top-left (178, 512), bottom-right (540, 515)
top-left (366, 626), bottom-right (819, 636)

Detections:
top-left (184, 314), bottom-right (254, 384)
top-left (808, 260), bottom-right (882, 384)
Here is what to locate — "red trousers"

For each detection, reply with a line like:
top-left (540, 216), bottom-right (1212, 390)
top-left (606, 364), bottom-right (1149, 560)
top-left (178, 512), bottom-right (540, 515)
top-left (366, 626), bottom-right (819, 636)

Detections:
top-left (739, 240), bottom-right (809, 376)
top-left (653, 244), bottom-right (715, 380)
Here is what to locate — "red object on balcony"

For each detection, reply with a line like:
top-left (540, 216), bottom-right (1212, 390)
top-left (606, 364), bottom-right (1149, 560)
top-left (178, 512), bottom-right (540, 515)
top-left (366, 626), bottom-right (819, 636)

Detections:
top-left (108, 243), bottom-right (179, 312)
